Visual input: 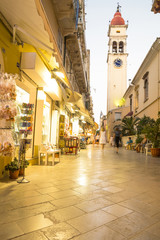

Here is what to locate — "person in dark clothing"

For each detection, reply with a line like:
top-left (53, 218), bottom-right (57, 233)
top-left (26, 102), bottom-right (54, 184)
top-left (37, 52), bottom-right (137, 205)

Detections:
top-left (114, 127), bottom-right (121, 153)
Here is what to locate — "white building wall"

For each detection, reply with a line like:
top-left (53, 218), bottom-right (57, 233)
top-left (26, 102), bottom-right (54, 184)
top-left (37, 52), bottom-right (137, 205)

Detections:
top-left (124, 41), bottom-right (160, 120)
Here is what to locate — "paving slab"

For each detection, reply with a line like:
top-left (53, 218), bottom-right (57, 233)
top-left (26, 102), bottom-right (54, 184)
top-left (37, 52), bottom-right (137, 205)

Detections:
top-left (0, 144), bottom-right (160, 239)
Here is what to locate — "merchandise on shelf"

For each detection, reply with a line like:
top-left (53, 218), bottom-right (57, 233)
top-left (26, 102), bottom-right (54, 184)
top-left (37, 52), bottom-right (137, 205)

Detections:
top-left (19, 103), bottom-right (34, 137)
top-left (0, 73), bottom-right (17, 101)
top-left (0, 130), bottom-right (14, 156)
top-left (0, 73), bottom-right (19, 157)
top-left (59, 115), bottom-right (65, 148)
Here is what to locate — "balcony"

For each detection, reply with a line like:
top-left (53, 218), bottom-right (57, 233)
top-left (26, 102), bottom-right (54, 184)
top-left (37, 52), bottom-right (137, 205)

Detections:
top-left (50, 0), bottom-right (79, 35)
top-left (66, 34), bottom-right (88, 93)
top-left (151, 0), bottom-right (160, 13)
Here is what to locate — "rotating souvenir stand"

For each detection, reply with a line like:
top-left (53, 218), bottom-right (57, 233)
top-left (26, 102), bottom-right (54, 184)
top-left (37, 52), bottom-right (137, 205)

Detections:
top-left (0, 73), bottom-right (17, 178)
top-left (17, 103), bottom-right (34, 183)
top-left (64, 136), bottom-right (79, 155)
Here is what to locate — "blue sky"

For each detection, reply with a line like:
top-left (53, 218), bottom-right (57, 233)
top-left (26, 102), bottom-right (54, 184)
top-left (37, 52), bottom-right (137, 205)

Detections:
top-left (85, 0), bottom-right (160, 124)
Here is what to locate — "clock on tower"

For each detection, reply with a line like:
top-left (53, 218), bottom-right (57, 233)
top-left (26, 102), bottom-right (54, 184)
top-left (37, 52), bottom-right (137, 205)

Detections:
top-left (114, 58), bottom-right (123, 68)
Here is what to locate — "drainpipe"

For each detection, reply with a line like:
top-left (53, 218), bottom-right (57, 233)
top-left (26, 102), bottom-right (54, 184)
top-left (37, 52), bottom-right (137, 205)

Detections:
top-left (63, 36), bottom-right (67, 67)
top-left (158, 50), bottom-right (160, 115)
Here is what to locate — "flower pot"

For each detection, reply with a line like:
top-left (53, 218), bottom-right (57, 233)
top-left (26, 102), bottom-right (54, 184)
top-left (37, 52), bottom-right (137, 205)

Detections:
top-left (9, 169), bottom-right (20, 179)
top-left (150, 148), bottom-right (160, 157)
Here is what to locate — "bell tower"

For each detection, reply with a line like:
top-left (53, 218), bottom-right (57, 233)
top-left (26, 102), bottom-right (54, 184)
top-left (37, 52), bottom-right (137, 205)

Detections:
top-left (107, 4), bottom-right (128, 112)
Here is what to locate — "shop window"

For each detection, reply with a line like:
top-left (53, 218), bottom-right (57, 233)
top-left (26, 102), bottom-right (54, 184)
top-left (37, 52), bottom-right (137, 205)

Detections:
top-left (15, 86), bottom-right (30, 134)
top-left (42, 101), bottom-right (51, 144)
top-left (115, 112), bottom-right (121, 121)
top-left (112, 41), bottom-right (117, 53)
top-left (119, 41), bottom-right (124, 53)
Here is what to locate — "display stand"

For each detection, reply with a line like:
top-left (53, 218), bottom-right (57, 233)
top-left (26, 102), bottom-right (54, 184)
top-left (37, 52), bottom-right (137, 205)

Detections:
top-left (64, 137), bottom-right (79, 155)
top-left (17, 103), bottom-right (34, 184)
top-left (17, 139), bottom-right (30, 183)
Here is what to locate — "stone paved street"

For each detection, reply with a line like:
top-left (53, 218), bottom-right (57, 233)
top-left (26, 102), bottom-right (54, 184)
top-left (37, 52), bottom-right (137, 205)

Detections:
top-left (1, 145), bottom-right (160, 240)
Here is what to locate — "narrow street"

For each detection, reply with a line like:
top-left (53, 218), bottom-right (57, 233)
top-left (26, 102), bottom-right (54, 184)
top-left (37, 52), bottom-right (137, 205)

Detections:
top-left (1, 145), bottom-right (160, 240)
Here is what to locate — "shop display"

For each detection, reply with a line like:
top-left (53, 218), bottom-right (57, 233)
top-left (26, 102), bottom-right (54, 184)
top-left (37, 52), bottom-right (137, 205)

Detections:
top-left (17, 103), bottom-right (34, 183)
top-left (64, 137), bottom-right (79, 155)
top-left (0, 73), bottom-right (18, 157)
top-left (59, 114), bottom-right (65, 148)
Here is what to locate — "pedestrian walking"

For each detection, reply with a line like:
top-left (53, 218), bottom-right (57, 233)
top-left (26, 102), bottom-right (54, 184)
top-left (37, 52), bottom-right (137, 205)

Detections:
top-left (114, 127), bottom-right (121, 153)
top-left (95, 133), bottom-right (100, 144)
top-left (99, 127), bottom-right (106, 149)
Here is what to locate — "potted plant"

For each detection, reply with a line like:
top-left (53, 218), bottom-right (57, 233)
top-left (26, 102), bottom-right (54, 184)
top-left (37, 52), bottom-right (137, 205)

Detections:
top-left (143, 116), bottom-right (160, 157)
top-left (121, 116), bottom-right (140, 136)
top-left (19, 159), bottom-right (29, 176)
top-left (5, 157), bottom-right (20, 179)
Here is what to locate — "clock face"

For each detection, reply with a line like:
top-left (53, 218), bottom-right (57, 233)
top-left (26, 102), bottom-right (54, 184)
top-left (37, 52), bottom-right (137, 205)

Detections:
top-left (114, 58), bottom-right (123, 67)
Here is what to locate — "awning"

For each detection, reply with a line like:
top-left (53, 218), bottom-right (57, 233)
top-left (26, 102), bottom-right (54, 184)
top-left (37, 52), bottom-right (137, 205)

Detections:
top-left (21, 52), bottom-right (62, 101)
top-left (0, 0), bottom-right (71, 89)
top-left (125, 111), bottom-right (133, 117)
top-left (59, 85), bottom-right (82, 103)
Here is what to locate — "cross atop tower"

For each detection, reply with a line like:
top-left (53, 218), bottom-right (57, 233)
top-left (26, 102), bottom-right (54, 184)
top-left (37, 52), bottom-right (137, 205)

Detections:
top-left (117, 2), bottom-right (121, 12)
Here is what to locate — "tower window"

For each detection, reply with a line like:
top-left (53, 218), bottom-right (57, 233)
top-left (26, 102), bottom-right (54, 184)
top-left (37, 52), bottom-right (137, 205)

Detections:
top-left (119, 41), bottom-right (124, 53)
top-left (112, 41), bottom-right (117, 53)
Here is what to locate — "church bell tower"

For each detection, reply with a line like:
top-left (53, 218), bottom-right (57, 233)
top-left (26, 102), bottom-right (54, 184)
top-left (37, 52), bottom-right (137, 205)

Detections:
top-left (107, 4), bottom-right (128, 112)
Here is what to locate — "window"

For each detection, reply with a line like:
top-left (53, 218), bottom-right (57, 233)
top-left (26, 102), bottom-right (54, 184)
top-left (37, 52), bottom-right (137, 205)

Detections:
top-left (144, 79), bottom-right (149, 101)
top-left (112, 41), bottom-right (117, 53)
top-left (115, 112), bottom-right (121, 121)
top-left (143, 72), bottom-right (149, 101)
top-left (119, 41), bottom-right (124, 53)
top-left (135, 89), bottom-right (139, 108)
top-left (129, 94), bottom-right (133, 112)
top-left (15, 86), bottom-right (30, 133)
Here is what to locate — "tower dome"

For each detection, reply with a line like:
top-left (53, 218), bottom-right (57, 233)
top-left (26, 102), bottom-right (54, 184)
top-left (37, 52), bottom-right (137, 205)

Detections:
top-left (111, 6), bottom-right (125, 25)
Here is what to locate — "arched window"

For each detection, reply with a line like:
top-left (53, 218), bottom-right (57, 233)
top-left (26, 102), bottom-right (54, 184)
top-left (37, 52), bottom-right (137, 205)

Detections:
top-left (119, 41), bottom-right (124, 53)
top-left (135, 89), bottom-right (139, 109)
top-left (143, 71), bottom-right (149, 101)
top-left (129, 94), bottom-right (133, 112)
top-left (112, 41), bottom-right (117, 53)
top-left (144, 79), bottom-right (149, 101)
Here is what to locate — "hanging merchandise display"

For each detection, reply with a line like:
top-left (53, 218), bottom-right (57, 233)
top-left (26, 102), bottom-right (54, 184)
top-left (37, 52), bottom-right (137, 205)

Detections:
top-left (0, 73), bottom-right (18, 157)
